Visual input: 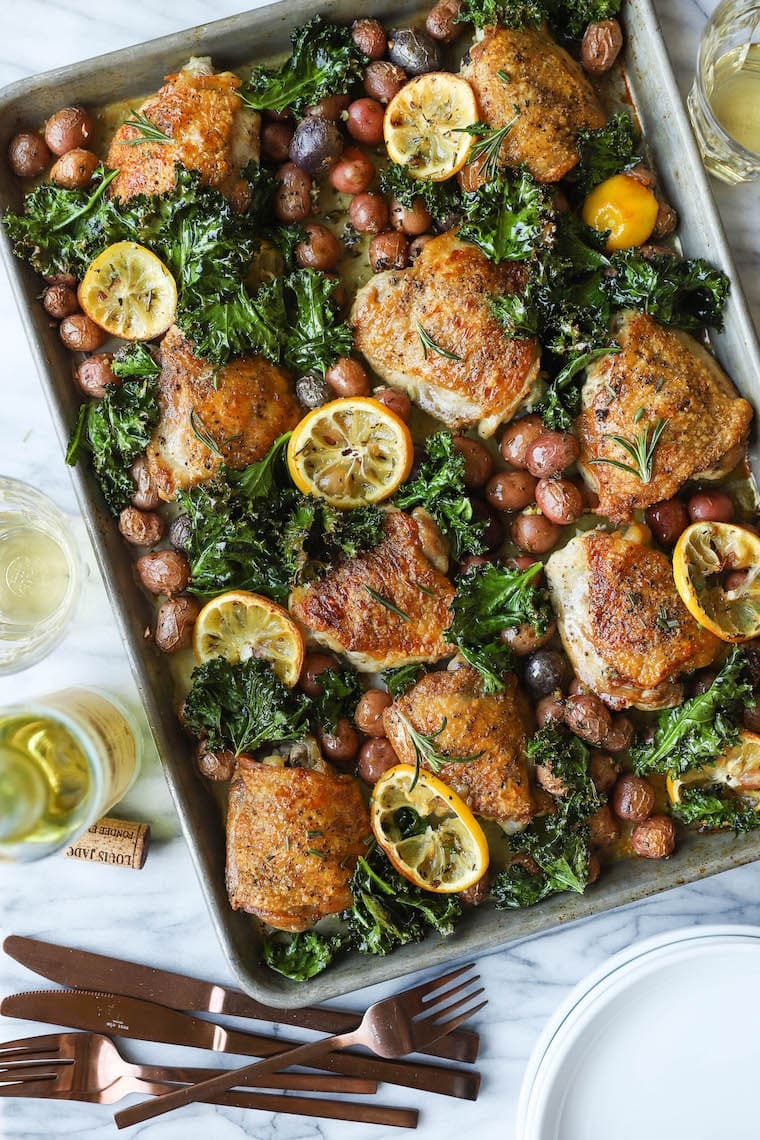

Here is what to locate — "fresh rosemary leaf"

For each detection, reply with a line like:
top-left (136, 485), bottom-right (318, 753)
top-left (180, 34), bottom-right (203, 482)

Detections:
top-left (123, 110), bottom-right (171, 145)
top-left (397, 713), bottom-right (483, 790)
top-left (364, 586), bottom-right (412, 622)
top-left (590, 416), bottom-right (668, 483)
top-left (189, 408), bottom-right (222, 457)
top-left (415, 321), bottom-right (462, 362)
top-left (459, 118), bottom-right (519, 182)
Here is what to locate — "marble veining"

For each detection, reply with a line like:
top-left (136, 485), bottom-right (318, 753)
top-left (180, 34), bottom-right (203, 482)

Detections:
top-left (0, 1), bottom-right (758, 1137)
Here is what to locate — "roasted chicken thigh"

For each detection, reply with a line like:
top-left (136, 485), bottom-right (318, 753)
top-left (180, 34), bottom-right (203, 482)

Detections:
top-left (546, 528), bottom-right (720, 710)
top-left (108, 56), bottom-right (260, 202)
top-left (146, 324), bottom-right (299, 500)
top-left (577, 311), bottom-right (753, 523)
top-left (350, 231), bottom-right (540, 437)
top-left (383, 666), bottom-right (535, 826)
top-left (289, 508), bottom-right (455, 671)
top-left (460, 26), bottom-right (605, 184)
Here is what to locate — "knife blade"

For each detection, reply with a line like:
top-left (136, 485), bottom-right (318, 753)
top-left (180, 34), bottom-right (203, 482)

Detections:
top-left (0, 990), bottom-right (480, 1101)
top-left (3, 935), bottom-right (478, 1065)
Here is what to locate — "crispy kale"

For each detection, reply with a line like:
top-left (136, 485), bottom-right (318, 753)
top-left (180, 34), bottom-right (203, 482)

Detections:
top-left (493, 725), bottom-right (601, 908)
top-left (573, 113), bottom-right (641, 196)
top-left (383, 664), bottom-right (426, 699)
top-left (605, 251), bottom-right (731, 333)
top-left (458, 0), bottom-right (622, 39)
top-left (631, 649), bottom-right (754, 777)
top-left (111, 343), bottom-right (161, 379)
top-left (284, 497), bottom-right (384, 584)
top-left (242, 16), bottom-right (367, 115)
top-left (458, 170), bottom-right (554, 264)
top-left (671, 784), bottom-right (760, 833)
top-left (183, 657), bottom-right (309, 756)
top-left (283, 269), bottom-right (354, 374)
top-left (230, 432), bottom-right (291, 499)
top-left (178, 279), bottom-right (287, 366)
top-left (393, 432), bottom-right (486, 561)
top-left (347, 846), bottom-right (462, 956)
top-left (65, 378), bottom-right (159, 514)
top-left (262, 930), bottom-right (346, 982)
top-left (380, 162), bottom-right (463, 225)
top-left (537, 346), bottom-right (621, 431)
top-left (447, 562), bottom-right (554, 692)
top-left (309, 665), bottom-right (363, 733)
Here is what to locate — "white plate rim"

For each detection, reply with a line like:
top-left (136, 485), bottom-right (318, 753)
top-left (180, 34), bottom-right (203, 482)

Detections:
top-left (516, 923), bottom-right (760, 1140)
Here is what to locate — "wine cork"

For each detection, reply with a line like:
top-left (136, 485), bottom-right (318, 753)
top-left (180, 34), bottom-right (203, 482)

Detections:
top-left (64, 816), bottom-right (151, 870)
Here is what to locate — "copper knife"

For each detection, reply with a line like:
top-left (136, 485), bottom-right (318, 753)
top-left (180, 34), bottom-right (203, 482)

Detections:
top-left (3, 935), bottom-right (478, 1065)
top-left (0, 989), bottom-right (480, 1101)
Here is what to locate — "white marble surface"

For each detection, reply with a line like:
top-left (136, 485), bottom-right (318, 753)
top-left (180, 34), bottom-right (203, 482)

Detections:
top-left (0, 2), bottom-right (757, 1138)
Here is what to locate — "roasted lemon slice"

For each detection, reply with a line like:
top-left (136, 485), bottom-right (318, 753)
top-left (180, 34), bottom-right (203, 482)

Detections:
top-left (667, 730), bottom-right (760, 807)
top-left (79, 241), bottom-right (177, 340)
top-left (384, 73), bottom-right (478, 181)
top-left (193, 590), bottom-right (304, 687)
top-left (371, 764), bottom-right (490, 893)
top-left (287, 397), bottom-right (414, 509)
top-left (673, 522), bottom-right (760, 642)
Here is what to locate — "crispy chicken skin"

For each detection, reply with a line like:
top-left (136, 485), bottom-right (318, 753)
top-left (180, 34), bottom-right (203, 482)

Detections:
top-left (460, 26), bottom-right (605, 184)
top-left (577, 312), bottom-right (753, 523)
top-left (383, 666), bottom-right (535, 826)
top-left (350, 232), bottom-right (540, 437)
top-left (146, 324), bottom-right (299, 500)
top-left (546, 529), bottom-right (720, 710)
top-left (289, 509), bottom-right (455, 671)
top-left (226, 761), bottom-right (370, 932)
top-left (108, 57), bottom-right (260, 202)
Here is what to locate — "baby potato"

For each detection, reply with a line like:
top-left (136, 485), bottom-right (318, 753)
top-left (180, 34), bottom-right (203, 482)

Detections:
top-left (581, 173), bottom-right (659, 251)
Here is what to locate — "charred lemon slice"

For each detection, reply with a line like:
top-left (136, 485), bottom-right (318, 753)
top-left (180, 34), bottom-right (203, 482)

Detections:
top-left (667, 730), bottom-right (760, 808)
top-left (287, 397), bottom-right (413, 509)
top-left (673, 522), bottom-right (760, 642)
top-left (384, 73), bottom-right (478, 181)
top-left (371, 764), bottom-right (490, 893)
top-left (193, 590), bottom-right (304, 687)
top-left (79, 241), bottom-right (177, 340)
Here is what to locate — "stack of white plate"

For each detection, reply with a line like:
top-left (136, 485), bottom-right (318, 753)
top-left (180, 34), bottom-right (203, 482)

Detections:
top-left (518, 925), bottom-right (760, 1140)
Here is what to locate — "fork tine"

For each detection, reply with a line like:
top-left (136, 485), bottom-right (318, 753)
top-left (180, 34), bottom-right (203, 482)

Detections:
top-left (0, 1035), bottom-right (62, 1058)
top-left (0, 1067), bottom-right (62, 1085)
top-left (423, 987), bottom-right (486, 1026)
top-left (434, 999), bottom-right (488, 1038)
top-left (416, 974), bottom-right (481, 1017)
top-left (402, 963), bottom-right (478, 1014)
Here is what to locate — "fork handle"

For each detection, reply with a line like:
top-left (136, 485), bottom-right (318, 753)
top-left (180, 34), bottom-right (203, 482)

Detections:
top-left (128, 1063), bottom-right (374, 1096)
top-left (115, 1031), bottom-right (360, 1130)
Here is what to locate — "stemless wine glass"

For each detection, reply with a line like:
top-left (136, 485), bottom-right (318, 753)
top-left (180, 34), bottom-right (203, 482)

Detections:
top-left (687, 0), bottom-right (760, 184)
top-left (0, 477), bottom-right (82, 673)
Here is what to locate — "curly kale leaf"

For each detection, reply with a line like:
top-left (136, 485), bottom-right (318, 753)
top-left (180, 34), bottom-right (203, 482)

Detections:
top-left (573, 112), bottom-right (641, 195)
top-left (183, 657), bottom-right (309, 756)
top-left (448, 562), bottom-right (554, 692)
top-left (262, 930), bottom-right (348, 981)
top-left (671, 784), bottom-right (760, 833)
top-left (383, 664), bottom-right (426, 699)
top-left (631, 649), bottom-right (754, 777)
top-left (242, 16), bottom-right (367, 115)
top-left (379, 163), bottom-right (463, 225)
top-left (459, 170), bottom-right (555, 264)
top-left (230, 432), bottom-right (292, 500)
top-left (65, 378), bottom-right (159, 514)
top-left (178, 278), bottom-right (288, 367)
top-left (458, 0), bottom-right (622, 38)
top-left (309, 665), bottom-right (363, 733)
top-left (284, 269), bottom-right (354, 374)
top-left (347, 846), bottom-right (462, 956)
top-left (605, 251), bottom-right (731, 332)
top-left (393, 431), bottom-right (486, 561)
top-left (111, 343), bottom-right (161, 379)
top-left (494, 725), bottom-right (601, 908)
top-left (537, 346), bottom-right (621, 431)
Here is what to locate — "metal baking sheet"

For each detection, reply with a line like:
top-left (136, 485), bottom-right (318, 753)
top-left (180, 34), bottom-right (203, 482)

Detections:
top-left (1, 0), bottom-right (758, 1006)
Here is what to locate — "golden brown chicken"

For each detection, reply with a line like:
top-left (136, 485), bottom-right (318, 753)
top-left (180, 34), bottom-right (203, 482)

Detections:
top-left (146, 324), bottom-right (299, 500)
top-left (226, 757), bottom-right (370, 933)
top-left (383, 666), bottom-right (535, 826)
top-left (546, 528), bottom-right (720, 710)
top-left (108, 57), bottom-right (260, 202)
top-left (350, 232), bottom-right (540, 437)
top-left (289, 508), bottom-right (455, 671)
top-left (460, 26), bottom-right (605, 184)
top-left (577, 311), bottom-right (753, 523)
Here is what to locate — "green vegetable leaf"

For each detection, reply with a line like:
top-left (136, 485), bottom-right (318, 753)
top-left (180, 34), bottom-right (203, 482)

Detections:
top-left (111, 343), bottom-right (161, 379)
top-left (183, 657), bottom-right (309, 756)
top-left (379, 163), bottom-right (463, 225)
top-left (573, 112), bottom-right (641, 196)
top-left (382, 664), bottom-right (426, 699)
top-left (671, 784), bottom-right (760, 833)
top-left (241, 16), bottom-right (367, 115)
top-left (178, 278), bottom-right (288, 367)
top-left (231, 432), bottom-right (291, 500)
top-left (284, 269), bottom-right (354, 375)
top-left (458, 0), bottom-right (622, 39)
top-left (459, 169), bottom-right (554, 264)
top-left (309, 665), bottom-right (362, 734)
top-left (605, 250), bottom-right (731, 332)
top-left (262, 930), bottom-right (348, 981)
top-left (394, 431), bottom-right (486, 561)
top-left (65, 378), bottom-right (159, 514)
top-left (538, 346), bottom-right (620, 431)
top-left (630, 648), bottom-right (754, 777)
top-left (447, 562), bottom-right (553, 692)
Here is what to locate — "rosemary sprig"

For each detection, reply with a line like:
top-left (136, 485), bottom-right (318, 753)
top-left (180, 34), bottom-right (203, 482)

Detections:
top-left (189, 408), bottom-right (222, 457)
top-left (398, 713), bottom-right (483, 791)
top-left (415, 321), bottom-right (461, 362)
top-left (655, 605), bottom-right (679, 633)
top-left (590, 416), bottom-right (668, 484)
top-left (123, 110), bottom-right (171, 146)
top-left (459, 117), bottom-right (519, 182)
top-left (364, 586), bottom-right (411, 622)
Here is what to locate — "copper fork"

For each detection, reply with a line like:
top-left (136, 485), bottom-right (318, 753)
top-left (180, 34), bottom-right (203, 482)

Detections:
top-left (116, 961), bottom-right (486, 1129)
top-left (0, 1032), bottom-right (418, 1129)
